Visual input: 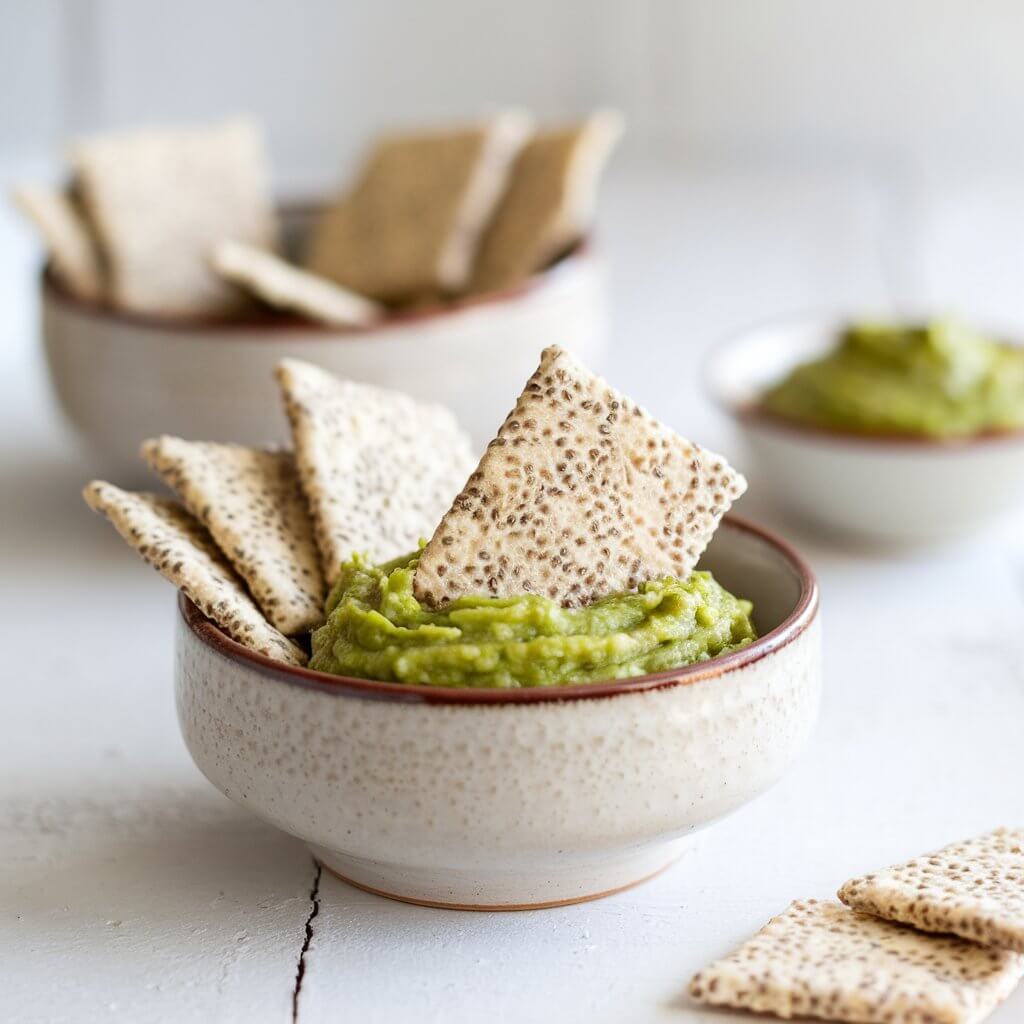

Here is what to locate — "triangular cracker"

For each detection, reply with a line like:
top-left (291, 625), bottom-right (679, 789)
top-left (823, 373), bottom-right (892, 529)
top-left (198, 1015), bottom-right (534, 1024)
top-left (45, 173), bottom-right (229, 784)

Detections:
top-left (211, 240), bottom-right (382, 327)
top-left (689, 899), bottom-right (1024, 1024)
top-left (83, 481), bottom-right (305, 666)
top-left (839, 828), bottom-right (1024, 953)
top-left (275, 359), bottom-right (476, 584)
top-left (413, 345), bottom-right (746, 609)
top-left (71, 117), bottom-right (276, 316)
top-left (467, 110), bottom-right (623, 295)
top-left (141, 437), bottom-right (325, 636)
top-left (306, 111), bottom-right (532, 302)
top-left (12, 183), bottom-right (105, 300)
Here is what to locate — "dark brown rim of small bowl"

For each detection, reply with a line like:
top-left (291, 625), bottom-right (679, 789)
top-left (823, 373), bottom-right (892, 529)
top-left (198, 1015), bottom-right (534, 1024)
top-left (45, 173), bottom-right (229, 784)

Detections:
top-left (179, 515), bottom-right (819, 706)
top-left (704, 312), bottom-right (1024, 451)
top-left (735, 404), bottom-right (1024, 450)
top-left (41, 234), bottom-right (593, 336)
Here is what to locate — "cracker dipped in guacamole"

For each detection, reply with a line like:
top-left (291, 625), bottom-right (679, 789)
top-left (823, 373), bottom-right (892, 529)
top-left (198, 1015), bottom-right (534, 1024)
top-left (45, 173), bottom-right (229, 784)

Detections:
top-left (762, 320), bottom-right (1024, 438)
top-left (310, 550), bottom-right (756, 687)
top-left (310, 346), bottom-right (753, 688)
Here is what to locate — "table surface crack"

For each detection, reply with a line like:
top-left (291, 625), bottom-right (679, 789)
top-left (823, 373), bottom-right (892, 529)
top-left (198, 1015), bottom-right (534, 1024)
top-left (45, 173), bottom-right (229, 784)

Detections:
top-left (291, 858), bottom-right (322, 1024)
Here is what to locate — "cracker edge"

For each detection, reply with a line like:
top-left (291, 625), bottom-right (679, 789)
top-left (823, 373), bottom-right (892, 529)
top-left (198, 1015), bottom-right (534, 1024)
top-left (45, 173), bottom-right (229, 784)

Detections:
top-left (83, 479), bottom-right (307, 666)
top-left (140, 435), bottom-right (327, 637)
top-left (11, 183), bottom-right (105, 300)
top-left (837, 827), bottom-right (1024, 953)
top-left (211, 239), bottom-right (383, 327)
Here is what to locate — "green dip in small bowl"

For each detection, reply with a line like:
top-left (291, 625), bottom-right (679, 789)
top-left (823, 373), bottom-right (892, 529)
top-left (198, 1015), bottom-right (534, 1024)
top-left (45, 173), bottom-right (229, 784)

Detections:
top-left (761, 320), bottom-right (1024, 439)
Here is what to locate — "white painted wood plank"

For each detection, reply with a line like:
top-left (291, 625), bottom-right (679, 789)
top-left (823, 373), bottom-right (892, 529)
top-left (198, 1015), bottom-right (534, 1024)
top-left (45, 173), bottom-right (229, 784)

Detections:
top-left (0, 181), bottom-right (317, 1021)
top-left (2, 792), bottom-right (315, 1024)
top-left (0, 454), bottom-right (318, 1022)
top-left (0, 441), bottom-right (319, 1022)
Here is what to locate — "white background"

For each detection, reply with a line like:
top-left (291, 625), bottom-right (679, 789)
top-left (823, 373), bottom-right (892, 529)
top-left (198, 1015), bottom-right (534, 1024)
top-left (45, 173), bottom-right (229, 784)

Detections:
top-left (8, 1), bottom-right (1024, 185)
top-left (2, 3), bottom-right (1024, 1022)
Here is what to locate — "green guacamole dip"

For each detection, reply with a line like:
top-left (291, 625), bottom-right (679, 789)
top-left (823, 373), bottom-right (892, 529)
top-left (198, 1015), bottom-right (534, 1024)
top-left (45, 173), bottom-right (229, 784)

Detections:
top-left (761, 320), bottom-right (1024, 438)
top-left (309, 551), bottom-right (757, 688)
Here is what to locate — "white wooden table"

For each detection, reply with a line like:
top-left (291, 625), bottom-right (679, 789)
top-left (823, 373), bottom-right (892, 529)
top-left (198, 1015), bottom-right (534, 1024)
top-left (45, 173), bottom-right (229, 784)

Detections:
top-left (2, 164), bottom-right (1023, 1023)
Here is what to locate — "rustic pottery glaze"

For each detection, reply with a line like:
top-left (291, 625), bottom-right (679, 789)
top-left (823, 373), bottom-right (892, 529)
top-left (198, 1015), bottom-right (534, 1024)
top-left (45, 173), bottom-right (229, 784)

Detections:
top-left (175, 517), bottom-right (821, 910)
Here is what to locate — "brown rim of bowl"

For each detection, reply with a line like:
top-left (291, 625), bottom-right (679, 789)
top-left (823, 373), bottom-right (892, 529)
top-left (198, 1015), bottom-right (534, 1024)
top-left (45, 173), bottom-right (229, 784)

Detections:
top-left (735, 404), bottom-right (1024, 450)
top-left (179, 514), bottom-right (819, 706)
top-left (41, 237), bottom-right (593, 336)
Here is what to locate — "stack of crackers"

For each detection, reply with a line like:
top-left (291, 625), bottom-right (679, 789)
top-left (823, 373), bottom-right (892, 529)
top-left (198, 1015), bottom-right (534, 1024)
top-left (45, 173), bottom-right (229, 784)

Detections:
top-left (690, 827), bottom-right (1024, 1024)
top-left (84, 359), bottom-right (476, 664)
top-left (15, 109), bottom-right (622, 323)
top-left (83, 345), bottom-right (747, 668)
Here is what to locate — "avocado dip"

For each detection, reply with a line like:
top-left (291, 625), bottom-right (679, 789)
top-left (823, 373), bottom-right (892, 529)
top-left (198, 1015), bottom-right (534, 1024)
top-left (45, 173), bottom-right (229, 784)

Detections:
top-left (309, 551), bottom-right (757, 688)
top-left (761, 320), bottom-right (1024, 438)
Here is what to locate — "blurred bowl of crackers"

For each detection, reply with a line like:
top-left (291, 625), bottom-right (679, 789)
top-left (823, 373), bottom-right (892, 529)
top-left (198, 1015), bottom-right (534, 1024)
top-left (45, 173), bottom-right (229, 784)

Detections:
top-left (16, 110), bottom-right (622, 471)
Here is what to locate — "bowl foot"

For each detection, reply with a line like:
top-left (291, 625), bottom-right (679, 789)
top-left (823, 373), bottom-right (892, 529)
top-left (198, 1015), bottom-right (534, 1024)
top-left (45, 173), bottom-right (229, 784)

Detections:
top-left (308, 836), bottom-right (696, 911)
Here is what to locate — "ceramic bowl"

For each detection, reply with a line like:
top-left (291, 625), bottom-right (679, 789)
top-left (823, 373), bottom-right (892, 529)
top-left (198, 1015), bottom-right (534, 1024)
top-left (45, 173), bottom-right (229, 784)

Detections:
top-left (175, 516), bottom-right (821, 911)
top-left (705, 314), bottom-right (1024, 543)
top-left (41, 207), bottom-right (608, 476)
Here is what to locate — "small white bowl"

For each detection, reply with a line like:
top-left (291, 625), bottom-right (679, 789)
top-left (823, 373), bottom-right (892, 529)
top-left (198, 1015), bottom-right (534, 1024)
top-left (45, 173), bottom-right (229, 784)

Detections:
top-left (41, 208), bottom-right (607, 474)
top-left (175, 516), bottom-right (820, 911)
top-left (706, 315), bottom-right (1024, 544)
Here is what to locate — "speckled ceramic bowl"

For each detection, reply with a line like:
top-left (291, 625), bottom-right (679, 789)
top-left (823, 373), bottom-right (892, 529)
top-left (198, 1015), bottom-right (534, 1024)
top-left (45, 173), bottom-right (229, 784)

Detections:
top-left (706, 314), bottom-right (1024, 543)
top-left (41, 206), bottom-right (607, 476)
top-left (175, 516), bottom-right (820, 910)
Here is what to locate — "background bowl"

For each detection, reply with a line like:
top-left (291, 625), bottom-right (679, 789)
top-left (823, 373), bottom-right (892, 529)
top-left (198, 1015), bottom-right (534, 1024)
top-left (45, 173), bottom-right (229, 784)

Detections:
top-left (706, 314), bottom-right (1024, 543)
top-left (42, 206), bottom-right (608, 476)
top-left (175, 516), bottom-right (821, 910)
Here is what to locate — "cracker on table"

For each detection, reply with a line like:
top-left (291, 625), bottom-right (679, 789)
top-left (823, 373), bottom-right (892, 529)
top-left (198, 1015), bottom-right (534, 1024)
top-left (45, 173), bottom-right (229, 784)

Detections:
top-left (467, 110), bottom-right (623, 295)
top-left (211, 240), bottom-right (382, 328)
top-left (12, 183), bottom-right (105, 300)
top-left (689, 899), bottom-right (1024, 1024)
top-left (141, 437), bottom-right (325, 636)
top-left (413, 345), bottom-right (745, 608)
top-left (83, 481), bottom-right (305, 665)
top-left (839, 828), bottom-right (1024, 953)
top-left (275, 359), bottom-right (476, 585)
top-left (70, 117), bottom-right (276, 316)
top-left (306, 111), bottom-right (532, 302)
